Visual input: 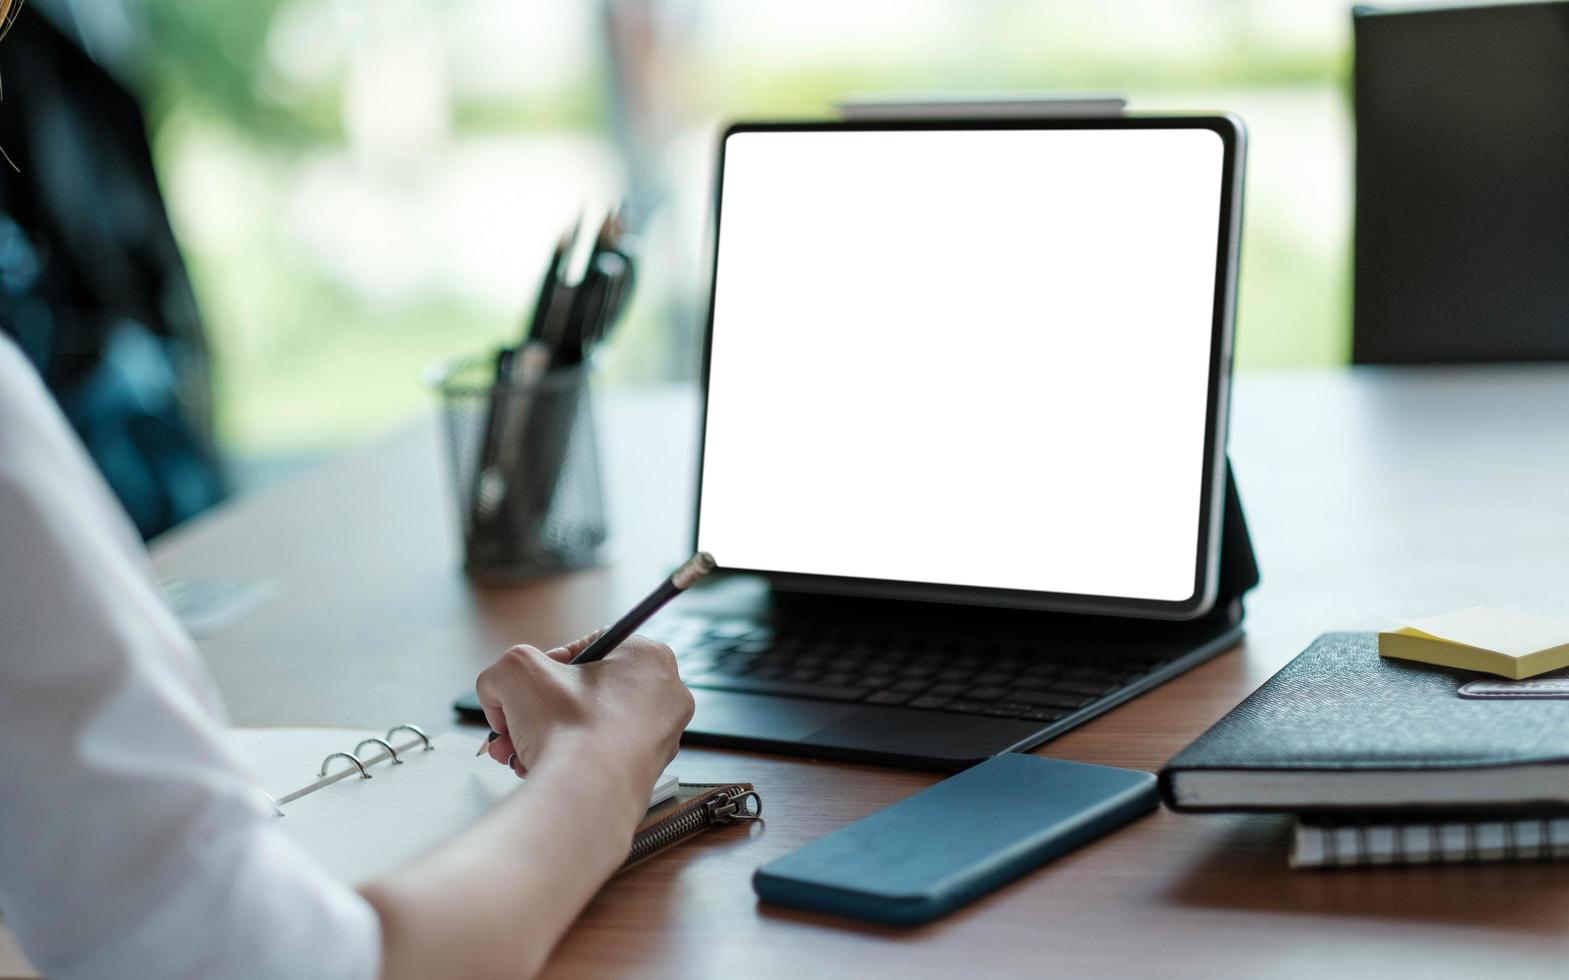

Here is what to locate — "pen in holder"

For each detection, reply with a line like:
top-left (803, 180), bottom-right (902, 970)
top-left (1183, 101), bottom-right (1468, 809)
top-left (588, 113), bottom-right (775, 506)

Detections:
top-left (426, 354), bottom-right (607, 581)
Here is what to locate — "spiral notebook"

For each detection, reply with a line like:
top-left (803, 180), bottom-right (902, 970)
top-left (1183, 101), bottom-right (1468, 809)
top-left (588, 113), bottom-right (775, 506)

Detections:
top-left (1292, 815), bottom-right (1569, 869)
top-left (227, 726), bottom-right (683, 884)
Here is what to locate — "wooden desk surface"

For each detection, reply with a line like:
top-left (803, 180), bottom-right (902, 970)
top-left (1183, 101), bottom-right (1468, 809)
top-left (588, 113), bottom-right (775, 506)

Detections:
top-left (12, 368), bottom-right (1569, 979)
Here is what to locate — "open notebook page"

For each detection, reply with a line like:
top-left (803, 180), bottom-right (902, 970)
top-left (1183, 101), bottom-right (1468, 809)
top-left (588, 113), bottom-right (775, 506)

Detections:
top-left (225, 728), bottom-right (677, 884)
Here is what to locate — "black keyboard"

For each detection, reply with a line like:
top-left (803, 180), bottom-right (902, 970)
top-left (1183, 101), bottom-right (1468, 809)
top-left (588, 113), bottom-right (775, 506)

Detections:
top-left (642, 615), bottom-right (1181, 725)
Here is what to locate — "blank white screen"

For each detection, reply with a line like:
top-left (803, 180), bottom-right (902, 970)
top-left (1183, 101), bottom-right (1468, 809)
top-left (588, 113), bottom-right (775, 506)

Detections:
top-left (697, 127), bottom-right (1225, 603)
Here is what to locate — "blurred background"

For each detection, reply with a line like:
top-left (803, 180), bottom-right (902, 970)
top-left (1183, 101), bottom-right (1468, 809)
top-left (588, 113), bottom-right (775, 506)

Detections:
top-left (9, 0), bottom-right (1433, 499)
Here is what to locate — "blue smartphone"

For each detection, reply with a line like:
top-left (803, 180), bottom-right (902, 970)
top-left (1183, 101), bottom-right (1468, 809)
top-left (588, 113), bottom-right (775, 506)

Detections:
top-left (753, 753), bottom-right (1157, 925)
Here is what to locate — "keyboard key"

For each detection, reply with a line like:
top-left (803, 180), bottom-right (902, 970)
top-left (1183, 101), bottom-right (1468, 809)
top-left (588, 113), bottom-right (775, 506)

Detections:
top-left (964, 686), bottom-right (1010, 702)
top-left (820, 672), bottom-right (856, 687)
top-left (734, 640), bottom-right (774, 656)
top-left (927, 682), bottom-right (967, 697)
top-left (905, 696), bottom-right (951, 710)
top-left (941, 700), bottom-right (985, 714)
top-left (865, 691), bottom-right (913, 706)
top-left (706, 621), bottom-right (759, 639)
top-left (890, 679), bottom-right (929, 694)
top-left (687, 676), bottom-right (866, 702)
top-left (649, 623), bottom-right (701, 642)
top-left (1014, 690), bottom-right (1094, 709)
top-left (1021, 707), bottom-right (1066, 722)
top-left (982, 703), bottom-right (1028, 718)
top-left (972, 672), bottom-right (1014, 686)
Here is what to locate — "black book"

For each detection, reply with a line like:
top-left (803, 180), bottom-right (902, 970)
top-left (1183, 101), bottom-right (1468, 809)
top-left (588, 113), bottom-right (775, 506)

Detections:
top-left (1159, 632), bottom-right (1569, 814)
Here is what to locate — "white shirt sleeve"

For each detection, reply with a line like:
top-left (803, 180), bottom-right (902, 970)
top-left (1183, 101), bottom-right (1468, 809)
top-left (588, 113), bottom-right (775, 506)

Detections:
top-left (0, 337), bottom-right (382, 980)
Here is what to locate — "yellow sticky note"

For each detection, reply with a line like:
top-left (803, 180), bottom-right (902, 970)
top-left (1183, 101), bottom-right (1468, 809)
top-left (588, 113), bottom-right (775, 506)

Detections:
top-left (1379, 607), bottom-right (1569, 679)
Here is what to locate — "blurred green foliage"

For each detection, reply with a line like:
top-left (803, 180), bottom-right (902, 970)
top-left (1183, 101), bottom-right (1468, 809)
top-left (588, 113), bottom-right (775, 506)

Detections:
top-left (138, 0), bottom-right (300, 133)
top-left (129, 1), bottom-right (1355, 456)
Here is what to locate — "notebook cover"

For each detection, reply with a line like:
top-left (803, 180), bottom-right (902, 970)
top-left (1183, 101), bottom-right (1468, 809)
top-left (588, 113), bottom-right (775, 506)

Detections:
top-left (1159, 632), bottom-right (1569, 812)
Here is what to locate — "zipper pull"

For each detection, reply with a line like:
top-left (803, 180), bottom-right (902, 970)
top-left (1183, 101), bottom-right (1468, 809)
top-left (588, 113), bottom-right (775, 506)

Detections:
top-left (705, 789), bottom-right (763, 823)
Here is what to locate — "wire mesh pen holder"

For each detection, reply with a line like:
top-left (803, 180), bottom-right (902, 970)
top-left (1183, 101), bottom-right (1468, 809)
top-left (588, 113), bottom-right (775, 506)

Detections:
top-left (426, 355), bottom-right (608, 581)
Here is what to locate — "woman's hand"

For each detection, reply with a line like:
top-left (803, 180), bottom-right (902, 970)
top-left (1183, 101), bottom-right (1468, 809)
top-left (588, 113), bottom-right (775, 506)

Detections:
top-left (474, 632), bottom-right (694, 802)
top-left (366, 634), bottom-right (695, 980)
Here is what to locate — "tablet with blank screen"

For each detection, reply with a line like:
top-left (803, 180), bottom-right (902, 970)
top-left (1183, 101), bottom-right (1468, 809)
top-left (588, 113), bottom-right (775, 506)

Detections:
top-left (694, 117), bottom-right (1244, 620)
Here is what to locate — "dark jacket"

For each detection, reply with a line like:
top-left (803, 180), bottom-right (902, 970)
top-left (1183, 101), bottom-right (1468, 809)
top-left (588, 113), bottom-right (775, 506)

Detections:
top-left (0, 2), bottom-right (224, 538)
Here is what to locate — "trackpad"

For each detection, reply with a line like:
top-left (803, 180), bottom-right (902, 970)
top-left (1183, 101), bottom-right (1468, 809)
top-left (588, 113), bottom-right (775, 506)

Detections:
top-left (688, 688), bottom-right (861, 741)
top-left (805, 707), bottom-right (1043, 766)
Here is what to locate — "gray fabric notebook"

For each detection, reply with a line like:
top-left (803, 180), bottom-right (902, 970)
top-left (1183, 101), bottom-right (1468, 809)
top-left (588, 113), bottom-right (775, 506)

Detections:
top-left (1159, 632), bottom-right (1569, 813)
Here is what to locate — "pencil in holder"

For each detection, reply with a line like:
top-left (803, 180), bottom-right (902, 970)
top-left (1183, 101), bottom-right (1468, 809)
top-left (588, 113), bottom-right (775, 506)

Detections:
top-left (426, 354), bottom-right (607, 581)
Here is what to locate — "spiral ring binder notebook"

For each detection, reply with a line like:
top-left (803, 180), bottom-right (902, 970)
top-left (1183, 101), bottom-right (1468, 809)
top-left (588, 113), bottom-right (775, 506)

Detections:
top-left (1292, 815), bottom-right (1569, 869)
top-left (223, 725), bottom-right (752, 884)
top-left (269, 724), bottom-right (437, 805)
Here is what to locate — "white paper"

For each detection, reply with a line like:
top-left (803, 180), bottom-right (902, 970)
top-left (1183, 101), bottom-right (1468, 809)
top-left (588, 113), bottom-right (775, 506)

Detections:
top-left (224, 727), bottom-right (384, 802)
top-left (226, 729), bottom-right (678, 884)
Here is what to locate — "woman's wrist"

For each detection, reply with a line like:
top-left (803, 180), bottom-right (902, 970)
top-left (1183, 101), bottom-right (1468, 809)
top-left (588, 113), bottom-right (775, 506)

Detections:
top-left (527, 731), bottom-right (656, 827)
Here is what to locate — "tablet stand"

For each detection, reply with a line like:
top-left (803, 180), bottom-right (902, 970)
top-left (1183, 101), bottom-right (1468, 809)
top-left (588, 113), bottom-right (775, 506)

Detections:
top-left (1214, 456), bottom-right (1262, 616)
top-left (678, 462), bottom-right (1260, 768)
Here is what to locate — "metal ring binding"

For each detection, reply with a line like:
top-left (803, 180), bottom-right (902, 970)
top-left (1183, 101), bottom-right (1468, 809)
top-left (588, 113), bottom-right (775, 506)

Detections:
top-left (1353, 822), bottom-right (1370, 867)
top-left (1540, 817), bottom-right (1553, 861)
top-left (355, 737), bottom-right (402, 765)
top-left (1426, 823), bottom-right (1441, 865)
top-left (1503, 820), bottom-right (1519, 862)
top-left (319, 752), bottom-right (372, 779)
top-left (386, 724), bottom-right (434, 751)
